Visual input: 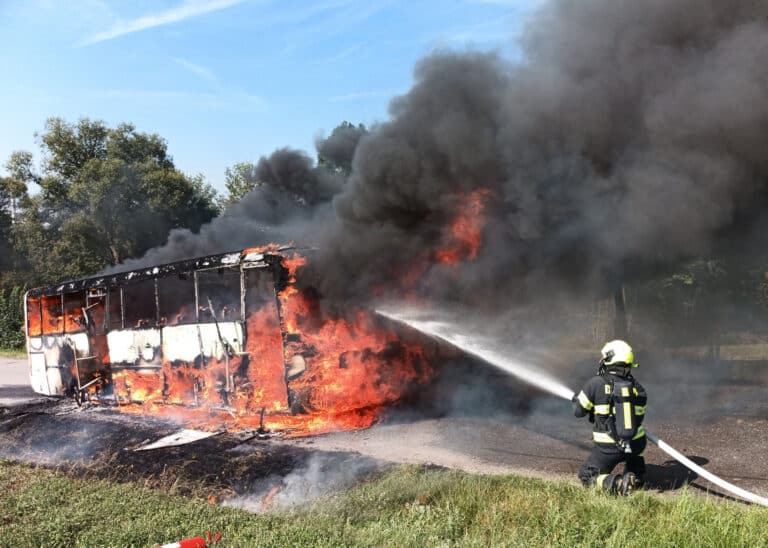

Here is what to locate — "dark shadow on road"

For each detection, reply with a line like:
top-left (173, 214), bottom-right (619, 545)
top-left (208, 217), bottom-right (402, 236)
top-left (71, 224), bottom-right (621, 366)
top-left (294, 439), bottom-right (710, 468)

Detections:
top-left (644, 456), bottom-right (706, 490)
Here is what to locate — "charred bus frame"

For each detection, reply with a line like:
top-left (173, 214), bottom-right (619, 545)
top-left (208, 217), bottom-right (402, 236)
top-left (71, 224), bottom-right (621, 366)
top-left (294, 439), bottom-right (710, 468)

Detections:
top-left (24, 247), bottom-right (295, 408)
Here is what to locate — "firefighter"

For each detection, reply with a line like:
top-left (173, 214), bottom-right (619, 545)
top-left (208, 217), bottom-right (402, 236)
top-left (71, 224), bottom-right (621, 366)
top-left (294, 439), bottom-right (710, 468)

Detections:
top-left (572, 339), bottom-right (647, 495)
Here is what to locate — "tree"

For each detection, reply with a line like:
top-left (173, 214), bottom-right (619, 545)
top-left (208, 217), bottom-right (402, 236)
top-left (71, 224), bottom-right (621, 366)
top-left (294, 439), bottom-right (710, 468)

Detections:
top-left (6, 150), bottom-right (38, 184)
top-left (221, 162), bottom-right (260, 207)
top-left (3, 151), bottom-right (32, 223)
top-left (0, 181), bottom-right (14, 270)
top-left (0, 286), bottom-right (25, 349)
top-left (8, 117), bottom-right (219, 283)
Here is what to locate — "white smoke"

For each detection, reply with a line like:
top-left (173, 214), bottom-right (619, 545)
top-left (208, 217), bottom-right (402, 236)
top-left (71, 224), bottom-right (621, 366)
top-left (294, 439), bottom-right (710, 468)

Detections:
top-left (223, 451), bottom-right (379, 513)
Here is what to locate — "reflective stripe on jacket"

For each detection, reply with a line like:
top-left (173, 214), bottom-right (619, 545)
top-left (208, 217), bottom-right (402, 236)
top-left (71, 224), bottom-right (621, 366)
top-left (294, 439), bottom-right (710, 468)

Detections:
top-left (574, 372), bottom-right (647, 444)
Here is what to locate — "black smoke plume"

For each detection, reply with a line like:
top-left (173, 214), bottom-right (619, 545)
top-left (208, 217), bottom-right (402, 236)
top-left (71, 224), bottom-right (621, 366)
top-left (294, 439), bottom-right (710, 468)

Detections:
top-left (116, 0), bottom-right (768, 317)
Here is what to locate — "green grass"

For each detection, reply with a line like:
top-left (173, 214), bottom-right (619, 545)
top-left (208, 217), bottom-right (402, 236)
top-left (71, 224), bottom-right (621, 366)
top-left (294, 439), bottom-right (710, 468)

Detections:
top-left (0, 347), bottom-right (26, 358)
top-left (1, 460), bottom-right (766, 548)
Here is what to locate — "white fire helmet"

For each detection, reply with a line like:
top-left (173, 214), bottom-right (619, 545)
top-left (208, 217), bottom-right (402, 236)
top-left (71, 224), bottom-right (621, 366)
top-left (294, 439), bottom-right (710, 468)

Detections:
top-left (601, 340), bottom-right (638, 368)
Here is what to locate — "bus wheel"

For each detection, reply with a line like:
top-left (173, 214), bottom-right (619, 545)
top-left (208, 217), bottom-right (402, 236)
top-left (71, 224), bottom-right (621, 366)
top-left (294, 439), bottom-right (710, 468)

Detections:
top-left (75, 389), bottom-right (88, 407)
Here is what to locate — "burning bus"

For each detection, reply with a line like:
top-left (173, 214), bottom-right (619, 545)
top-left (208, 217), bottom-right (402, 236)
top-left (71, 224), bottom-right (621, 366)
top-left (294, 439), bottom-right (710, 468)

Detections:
top-left (23, 244), bottom-right (430, 435)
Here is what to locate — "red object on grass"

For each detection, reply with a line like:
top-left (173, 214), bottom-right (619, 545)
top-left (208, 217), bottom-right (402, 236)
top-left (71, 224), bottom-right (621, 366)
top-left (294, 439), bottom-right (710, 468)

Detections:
top-left (157, 537), bottom-right (206, 548)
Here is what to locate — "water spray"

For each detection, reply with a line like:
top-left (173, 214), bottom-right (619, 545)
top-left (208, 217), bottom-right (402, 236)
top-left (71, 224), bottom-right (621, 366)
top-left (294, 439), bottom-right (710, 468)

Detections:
top-left (377, 307), bottom-right (768, 507)
top-left (376, 309), bottom-right (573, 400)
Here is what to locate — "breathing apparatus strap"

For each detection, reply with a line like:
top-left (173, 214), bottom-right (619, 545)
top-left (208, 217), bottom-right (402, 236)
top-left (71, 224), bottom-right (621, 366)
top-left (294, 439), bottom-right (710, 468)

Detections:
top-left (597, 359), bottom-right (607, 377)
top-left (598, 370), bottom-right (632, 453)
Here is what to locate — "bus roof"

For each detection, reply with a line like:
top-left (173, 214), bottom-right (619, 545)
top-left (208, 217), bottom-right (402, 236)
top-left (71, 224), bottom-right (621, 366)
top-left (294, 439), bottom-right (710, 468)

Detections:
top-left (26, 247), bottom-right (292, 298)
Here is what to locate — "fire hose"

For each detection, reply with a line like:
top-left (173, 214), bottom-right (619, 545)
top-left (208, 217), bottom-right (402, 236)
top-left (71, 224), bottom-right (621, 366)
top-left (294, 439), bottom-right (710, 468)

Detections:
top-left (547, 377), bottom-right (768, 506)
top-left (549, 388), bottom-right (768, 506)
top-left (645, 431), bottom-right (768, 506)
top-left (375, 309), bottom-right (768, 507)
top-left (536, 383), bottom-right (768, 506)
top-left (563, 391), bottom-right (768, 507)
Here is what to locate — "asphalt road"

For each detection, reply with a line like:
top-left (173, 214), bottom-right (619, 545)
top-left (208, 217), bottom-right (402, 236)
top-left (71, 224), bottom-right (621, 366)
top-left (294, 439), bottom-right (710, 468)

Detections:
top-left (3, 356), bottom-right (768, 505)
top-left (0, 357), bottom-right (37, 407)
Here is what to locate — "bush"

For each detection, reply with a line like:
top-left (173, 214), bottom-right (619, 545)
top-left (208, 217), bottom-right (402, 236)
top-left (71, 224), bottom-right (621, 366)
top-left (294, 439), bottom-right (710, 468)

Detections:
top-left (0, 286), bottom-right (25, 349)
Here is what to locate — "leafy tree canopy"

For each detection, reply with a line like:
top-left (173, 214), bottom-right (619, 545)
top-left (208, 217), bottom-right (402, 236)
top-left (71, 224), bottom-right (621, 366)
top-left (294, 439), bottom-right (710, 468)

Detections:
top-left (221, 162), bottom-right (260, 207)
top-left (9, 117), bottom-right (219, 283)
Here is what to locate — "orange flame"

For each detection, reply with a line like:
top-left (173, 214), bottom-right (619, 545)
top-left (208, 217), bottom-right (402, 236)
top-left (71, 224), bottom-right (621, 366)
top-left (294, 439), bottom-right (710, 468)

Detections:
top-left (31, 208), bottom-right (497, 436)
top-left (107, 248), bottom-right (432, 437)
top-left (435, 189), bottom-right (491, 266)
top-left (260, 485), bottom-right (282, 510)
top-left (376, 188), bottom-right (491, 299)
top-left (26, 297), bottom-right (42, 337)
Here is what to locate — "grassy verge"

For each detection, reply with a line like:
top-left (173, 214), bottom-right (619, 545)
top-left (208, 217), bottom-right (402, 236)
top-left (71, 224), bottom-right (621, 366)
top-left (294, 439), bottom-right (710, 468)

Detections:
top-left (0, 347), bottom-right (26, 359)
top-left (2, 460), bottom-right (766, 547)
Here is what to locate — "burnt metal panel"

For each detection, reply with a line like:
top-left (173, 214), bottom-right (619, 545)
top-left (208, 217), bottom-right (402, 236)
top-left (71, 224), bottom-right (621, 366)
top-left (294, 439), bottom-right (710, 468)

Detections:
top-left (29, 349), bottom-right (49, 394)
top-left (161, 322), bottom-right (244, 362)
top-left (107, 328), bottom-right (162, 365)
top-left (197, 322), bottom-right (244, 359)
top-left (27, 248), bottom-right (289, 298)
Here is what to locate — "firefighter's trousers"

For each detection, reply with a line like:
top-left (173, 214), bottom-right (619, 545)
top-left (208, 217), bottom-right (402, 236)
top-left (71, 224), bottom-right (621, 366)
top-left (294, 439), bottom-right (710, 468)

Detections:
top-left (578, 437), bottom-right (646, 491)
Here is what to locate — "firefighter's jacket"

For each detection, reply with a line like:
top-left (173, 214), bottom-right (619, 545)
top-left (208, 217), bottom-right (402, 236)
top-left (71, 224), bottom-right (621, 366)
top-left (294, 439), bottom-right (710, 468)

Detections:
top-left (574, 370), bottom-right (647, 446)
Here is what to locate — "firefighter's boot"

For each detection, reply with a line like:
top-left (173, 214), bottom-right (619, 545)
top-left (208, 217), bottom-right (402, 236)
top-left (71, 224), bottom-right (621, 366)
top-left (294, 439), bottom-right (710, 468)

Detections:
top-left (602, 474), bottom-right (622, 494)
top-left (620, 472), bottom-right (638, 496)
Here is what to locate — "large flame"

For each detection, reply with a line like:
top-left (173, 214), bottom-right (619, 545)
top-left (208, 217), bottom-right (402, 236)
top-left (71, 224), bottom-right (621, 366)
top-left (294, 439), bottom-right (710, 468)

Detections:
top-left (39, 189), bottom-right (491, 437)
top-left (107, 247), bottom-right (431, 436)
top-left (387, 188), bottom-right (492, 296)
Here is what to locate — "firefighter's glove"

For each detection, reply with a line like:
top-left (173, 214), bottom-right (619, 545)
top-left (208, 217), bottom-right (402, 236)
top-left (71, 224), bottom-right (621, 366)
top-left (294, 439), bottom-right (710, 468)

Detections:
top-left (570, 394), bottom-right (578, 403)
top-left (588, 411), bottom-right (595, 424)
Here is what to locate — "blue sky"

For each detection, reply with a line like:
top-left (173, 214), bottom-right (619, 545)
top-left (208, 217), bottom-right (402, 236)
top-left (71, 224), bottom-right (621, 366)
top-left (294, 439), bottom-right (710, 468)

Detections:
top-left (0, 0), bottom-right (541, 192)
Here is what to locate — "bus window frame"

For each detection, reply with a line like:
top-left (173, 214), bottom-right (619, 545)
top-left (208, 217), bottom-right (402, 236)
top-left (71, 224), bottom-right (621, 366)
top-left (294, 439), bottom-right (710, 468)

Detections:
top-left (85, 289), bottom-right (108, 336)
top-left (28, 261), bottom-right (263, 341)
top-left (194, 265), bottom-right (244, 324)
top-left (157, 273), bottom-right (197, 326)
top-left (121, 278), bottom-right (160, 329)
top-left (63, 291), bottom-right (88, 334)
top-left (41, 294), bottom-right (64, 336)
top-left (26, 295), bottom-right (43, 337)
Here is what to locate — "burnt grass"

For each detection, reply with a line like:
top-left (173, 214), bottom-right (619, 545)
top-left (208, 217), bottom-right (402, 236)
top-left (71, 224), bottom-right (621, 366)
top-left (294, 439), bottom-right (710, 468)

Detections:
top-left (0, 398), bottom-right (382, 502)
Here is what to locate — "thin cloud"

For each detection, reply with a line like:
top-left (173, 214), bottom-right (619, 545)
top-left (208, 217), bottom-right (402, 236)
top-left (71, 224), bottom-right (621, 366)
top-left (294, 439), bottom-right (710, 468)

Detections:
top-left (280, 1), bottom-right (393, 55)
top-left (172, 57), bottom-right (220, 85)
top-left (82, 0), bottom-right (245, 45)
